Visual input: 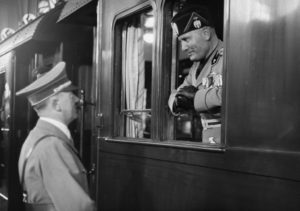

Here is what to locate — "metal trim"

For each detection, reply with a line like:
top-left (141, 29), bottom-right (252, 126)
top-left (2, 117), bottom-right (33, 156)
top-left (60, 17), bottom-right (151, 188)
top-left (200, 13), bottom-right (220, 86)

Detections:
top-left (0, 193), bottom-right (8, 200)
top-left (57, 0), bottom-right (94, 22)
top-left (103, 137), bottom-right (226, 152)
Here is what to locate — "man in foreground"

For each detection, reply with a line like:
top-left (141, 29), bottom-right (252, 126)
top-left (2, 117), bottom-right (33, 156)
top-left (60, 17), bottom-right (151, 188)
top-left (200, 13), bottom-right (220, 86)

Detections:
top-left (17, 62), bottom-right (95, 211)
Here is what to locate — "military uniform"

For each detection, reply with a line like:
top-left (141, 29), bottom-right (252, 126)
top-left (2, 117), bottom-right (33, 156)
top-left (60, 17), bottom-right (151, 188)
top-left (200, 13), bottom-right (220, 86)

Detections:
top-left (16, 62), bottom-right (95, 211)
top-left (169, 40), bottom-right (223, 144)
top-left (18, 120), bottom-right (95, 211)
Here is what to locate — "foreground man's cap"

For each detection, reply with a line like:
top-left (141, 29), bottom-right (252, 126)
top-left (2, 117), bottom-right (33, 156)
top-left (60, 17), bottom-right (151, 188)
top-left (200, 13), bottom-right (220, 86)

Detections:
top-left (16, 61), bottom-right (77, 106)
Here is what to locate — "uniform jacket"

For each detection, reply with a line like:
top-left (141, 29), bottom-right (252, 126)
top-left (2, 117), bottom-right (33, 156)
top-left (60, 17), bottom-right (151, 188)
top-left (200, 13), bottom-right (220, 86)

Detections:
top-left (18, 119), bottom-right (95, 211)
top-left (168, 40), bottom-right (223, 143)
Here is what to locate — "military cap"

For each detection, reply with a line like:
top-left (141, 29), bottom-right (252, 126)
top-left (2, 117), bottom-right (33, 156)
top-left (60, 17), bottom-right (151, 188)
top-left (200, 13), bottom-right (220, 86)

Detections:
top-left (171, 5), bottom-right (214, 36)
top-left (16, 61), bottom-right (77, 106)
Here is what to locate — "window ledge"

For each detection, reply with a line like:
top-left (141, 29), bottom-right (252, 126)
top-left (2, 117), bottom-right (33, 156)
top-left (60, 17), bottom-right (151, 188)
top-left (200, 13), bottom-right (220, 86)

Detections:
top-left (101, 137), bottom-right (226, 152)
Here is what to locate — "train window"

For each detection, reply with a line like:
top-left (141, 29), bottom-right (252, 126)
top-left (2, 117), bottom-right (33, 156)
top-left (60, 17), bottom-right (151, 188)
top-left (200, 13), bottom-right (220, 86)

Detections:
top-left (168, 0), bottom-right (224, 144)
top-left (114, 8), bottom-right (153, 139)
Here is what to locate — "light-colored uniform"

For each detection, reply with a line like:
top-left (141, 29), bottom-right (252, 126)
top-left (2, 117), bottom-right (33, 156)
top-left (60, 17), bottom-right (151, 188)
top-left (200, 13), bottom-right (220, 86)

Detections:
top-left (18, 119), bottom-right (95, 211)
top-left (169, 40), bottom-right (223, 144)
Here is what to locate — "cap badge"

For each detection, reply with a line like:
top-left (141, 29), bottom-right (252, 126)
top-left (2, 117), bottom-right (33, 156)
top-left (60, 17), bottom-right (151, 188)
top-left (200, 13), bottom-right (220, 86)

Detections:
top-left (193, 19), bottom-right (201, 29)
top-left (183, 12), bottom-right (204, 33)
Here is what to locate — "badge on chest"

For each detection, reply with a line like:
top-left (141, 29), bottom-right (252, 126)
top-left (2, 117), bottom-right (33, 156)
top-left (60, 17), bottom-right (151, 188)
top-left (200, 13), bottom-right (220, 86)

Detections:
top-left (202, 72), bottom-right (222, 88)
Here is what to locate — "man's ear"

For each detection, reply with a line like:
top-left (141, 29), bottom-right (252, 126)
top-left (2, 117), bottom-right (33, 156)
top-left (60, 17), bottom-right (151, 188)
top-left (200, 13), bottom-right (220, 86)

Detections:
top-left (202, 27), bottom-right (211, 40)
top-left (51, 96), bottom-right (62, 111)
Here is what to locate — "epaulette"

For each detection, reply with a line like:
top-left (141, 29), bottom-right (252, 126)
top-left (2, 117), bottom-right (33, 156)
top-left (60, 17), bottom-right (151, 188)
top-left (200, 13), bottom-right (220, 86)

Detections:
top-left (211, 48), bottom-right (223, 65)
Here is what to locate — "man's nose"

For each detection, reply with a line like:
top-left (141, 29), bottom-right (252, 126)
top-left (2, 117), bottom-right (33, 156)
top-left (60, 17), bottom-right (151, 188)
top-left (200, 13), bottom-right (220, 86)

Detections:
top-left (181, 42), bottom-right (188, 51)
top-left (72, 94), bottom-right (80, 103)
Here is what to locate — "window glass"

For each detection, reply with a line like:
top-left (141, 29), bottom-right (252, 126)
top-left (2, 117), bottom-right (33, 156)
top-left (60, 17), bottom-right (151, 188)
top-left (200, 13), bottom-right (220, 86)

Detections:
top-left (116, 9), bottom-right (153, 139)
top-left (169, 0), bottom-right (224, 144)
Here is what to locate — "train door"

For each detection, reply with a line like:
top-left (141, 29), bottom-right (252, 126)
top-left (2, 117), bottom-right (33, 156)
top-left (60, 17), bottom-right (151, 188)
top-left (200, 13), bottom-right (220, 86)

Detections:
top-left (55, 0), bottom-right (98, 198)
top-left (53, 18), bottom-right (97, 204)
top-left (62, 37), bottom-right (97, 197)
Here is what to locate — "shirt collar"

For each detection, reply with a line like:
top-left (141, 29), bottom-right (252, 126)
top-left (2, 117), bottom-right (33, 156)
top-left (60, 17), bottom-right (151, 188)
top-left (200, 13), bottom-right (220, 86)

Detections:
top-left (40, 117), bottom-right (71, 140)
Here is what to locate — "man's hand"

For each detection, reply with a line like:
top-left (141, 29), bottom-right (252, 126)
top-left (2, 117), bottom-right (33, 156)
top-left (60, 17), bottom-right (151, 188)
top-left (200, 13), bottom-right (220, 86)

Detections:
top-left (173, 86), bottom-right (198, 112)
top-left (177, 86), bottom-right (198, 99)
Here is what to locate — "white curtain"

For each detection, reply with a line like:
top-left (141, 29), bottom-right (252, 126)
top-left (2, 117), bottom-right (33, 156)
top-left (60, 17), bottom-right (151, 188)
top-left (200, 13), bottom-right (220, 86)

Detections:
top-left (122, 21), bottom-right (147, 138)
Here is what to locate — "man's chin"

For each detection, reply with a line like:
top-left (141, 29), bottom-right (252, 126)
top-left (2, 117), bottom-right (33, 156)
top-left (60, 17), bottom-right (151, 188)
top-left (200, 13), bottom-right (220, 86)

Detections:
top-left (189, 56), bottom-right (196, 61)
top-left (188, 54), bottom-right (198, 61)
top-left (189, 55), bottom-right (202, 62)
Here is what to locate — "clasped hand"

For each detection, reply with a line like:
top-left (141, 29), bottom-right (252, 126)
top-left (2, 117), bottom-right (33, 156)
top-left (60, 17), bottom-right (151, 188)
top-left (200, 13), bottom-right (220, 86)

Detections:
top-left (173, 85), bottom-right (198, 112)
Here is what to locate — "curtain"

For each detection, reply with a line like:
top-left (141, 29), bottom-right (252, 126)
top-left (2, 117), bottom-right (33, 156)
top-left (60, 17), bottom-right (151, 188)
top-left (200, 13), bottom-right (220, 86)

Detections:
top-left (122, 21), bottom-right (147, 138)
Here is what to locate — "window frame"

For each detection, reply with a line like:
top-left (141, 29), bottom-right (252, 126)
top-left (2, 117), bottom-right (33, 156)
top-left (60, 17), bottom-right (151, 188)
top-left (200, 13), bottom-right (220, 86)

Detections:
top-left (112, 2), bottom-right (155, 139)
top-left (109, 0), bottom-right (228, 151)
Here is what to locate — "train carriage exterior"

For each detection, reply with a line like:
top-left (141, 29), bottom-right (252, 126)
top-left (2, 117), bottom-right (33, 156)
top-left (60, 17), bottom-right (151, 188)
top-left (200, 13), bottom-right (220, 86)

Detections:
top-left (0, 0), bottom-right (300, 210)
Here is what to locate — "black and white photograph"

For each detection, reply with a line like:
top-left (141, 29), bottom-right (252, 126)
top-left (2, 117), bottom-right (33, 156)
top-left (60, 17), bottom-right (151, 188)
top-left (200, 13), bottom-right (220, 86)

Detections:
top-left (0, 0), bottom-right (299, 210)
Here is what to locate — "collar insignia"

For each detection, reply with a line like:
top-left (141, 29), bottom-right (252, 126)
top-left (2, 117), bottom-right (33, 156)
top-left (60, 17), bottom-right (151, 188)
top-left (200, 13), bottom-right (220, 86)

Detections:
top-left (211, 48), bottom-right (224, 65)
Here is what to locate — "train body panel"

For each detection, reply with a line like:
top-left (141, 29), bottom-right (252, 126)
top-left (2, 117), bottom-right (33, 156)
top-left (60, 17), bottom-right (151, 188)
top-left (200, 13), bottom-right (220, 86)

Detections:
top-left (96, 0), bottom-right (300, 210)
top-left (99, 149), bottom-right (300, 211)
top-left (226, 0), bottom-right (300, 151)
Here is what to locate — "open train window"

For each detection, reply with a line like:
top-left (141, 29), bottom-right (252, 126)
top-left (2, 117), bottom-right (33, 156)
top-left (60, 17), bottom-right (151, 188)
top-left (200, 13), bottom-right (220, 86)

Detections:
top-left (114, 6), bottom-right (153, 139)
top-left (167, 0), bottom-right (224, 145)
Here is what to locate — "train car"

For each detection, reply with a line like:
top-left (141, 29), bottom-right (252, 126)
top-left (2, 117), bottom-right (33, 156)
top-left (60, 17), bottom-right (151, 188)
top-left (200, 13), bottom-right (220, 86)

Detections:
top-left (96, 0), bottom-right (300, 210)
top-left (0, 0), bottom-right (300, 210)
